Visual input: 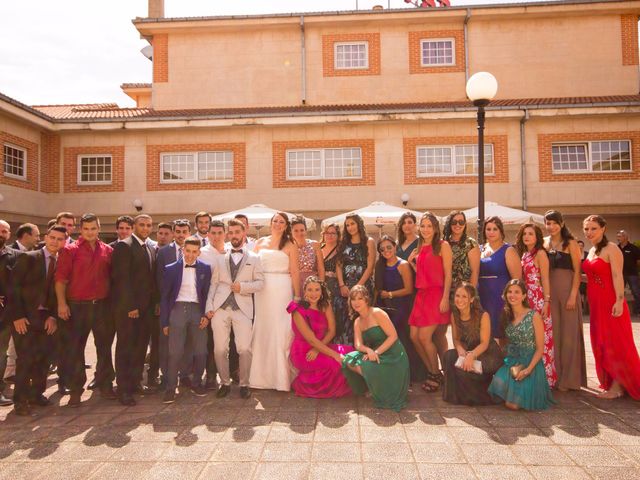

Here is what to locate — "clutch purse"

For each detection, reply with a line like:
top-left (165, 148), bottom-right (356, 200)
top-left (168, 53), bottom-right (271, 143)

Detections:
top-left (454, 355), bottom-right (483, 374)
top-left (510, 364), bottom-right (524, 379)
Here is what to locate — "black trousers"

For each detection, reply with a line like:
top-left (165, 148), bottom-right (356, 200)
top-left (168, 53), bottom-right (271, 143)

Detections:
top-left (12, 313), bottom-right (50, 404)
top-left (60, 301), bottom-right (115, 393)
top-left (148, 312), bottom-right (160, 381)
top-left (115, 307), bottom-right (153, 395)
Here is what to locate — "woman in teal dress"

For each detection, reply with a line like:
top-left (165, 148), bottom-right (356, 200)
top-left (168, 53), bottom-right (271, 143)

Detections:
top-left (489, 279), bottom-right (554, 411)
top-left (342, 285), bottom-right (410, 411)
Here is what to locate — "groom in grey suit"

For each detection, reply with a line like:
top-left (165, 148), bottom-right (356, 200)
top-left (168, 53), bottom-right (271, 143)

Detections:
top-left (205, 219), bottom-right (264, 398)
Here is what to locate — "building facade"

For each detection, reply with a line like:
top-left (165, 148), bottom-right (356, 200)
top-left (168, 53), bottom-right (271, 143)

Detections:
top-left (1, 0), bottom-right (639, 237)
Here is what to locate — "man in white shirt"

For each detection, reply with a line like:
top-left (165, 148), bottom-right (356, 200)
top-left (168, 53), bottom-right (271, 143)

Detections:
top-left (193, 212), bottom-right (211, 247)
top-left (199, 220), bottom-right (226, 267)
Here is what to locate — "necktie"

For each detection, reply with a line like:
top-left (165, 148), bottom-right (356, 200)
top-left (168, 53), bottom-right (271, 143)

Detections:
top-left (43, 256), bottom-right (56, 307)
top-left (201, 238), bottom-right (206, 247)
top-left (144, 242), bottom-right (153, 269)
top-left (178, 247), bottom-right (183, 260)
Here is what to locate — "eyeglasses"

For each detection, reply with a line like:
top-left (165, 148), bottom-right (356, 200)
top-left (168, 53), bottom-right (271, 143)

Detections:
top-left (379, 244), bottom-right (395, 252)
top-left (450, 219), bottom-right (466, 226)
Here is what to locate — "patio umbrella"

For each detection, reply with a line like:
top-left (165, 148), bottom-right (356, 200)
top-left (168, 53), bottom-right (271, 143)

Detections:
top-left (321, 201), bottom-right (427, 237)
top-left (462, 201), bottom-right (545, 228)
top-left (212, 204), bottom-right (316, 235)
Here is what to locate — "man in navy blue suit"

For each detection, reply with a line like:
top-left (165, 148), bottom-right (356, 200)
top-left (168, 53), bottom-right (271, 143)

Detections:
top-left (160, 236), bottom-right (212, 403)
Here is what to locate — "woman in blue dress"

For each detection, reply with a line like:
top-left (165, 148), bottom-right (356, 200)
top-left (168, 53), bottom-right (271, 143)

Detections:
top-left (489, 279), bottom-right (554, 411)
top-left (478, 216), bottom-right (522, 340)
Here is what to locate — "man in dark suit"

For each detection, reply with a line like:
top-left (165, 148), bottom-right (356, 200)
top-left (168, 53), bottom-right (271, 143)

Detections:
top-left (111, 214), bottom-right (157, 406)
top-left (152, 219), bottom-right (191, 389)
top-left (0, 220), bottom-right (19, 406)
top-left (6, 225), bottom-right (67, 415)
top-left (10, 223), bottom-right (40, 252)
top-left (160, 237), bottom-right (212, 403)
top-left (55, 212), bottom-right (76, 245)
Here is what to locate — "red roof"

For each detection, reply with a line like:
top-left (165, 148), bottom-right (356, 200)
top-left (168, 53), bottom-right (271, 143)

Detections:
top-left (15, 95), bottom-right (640, 122)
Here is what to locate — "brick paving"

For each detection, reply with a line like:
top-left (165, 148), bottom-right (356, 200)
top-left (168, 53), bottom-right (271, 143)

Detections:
top-left (0, 318), bottom-right (638, 480)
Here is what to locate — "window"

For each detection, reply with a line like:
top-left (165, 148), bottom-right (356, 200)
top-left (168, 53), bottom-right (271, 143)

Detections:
top-left (77, 155), bottom-right (112, 184)
top-left (3, 144), bottom-right (26, 179)
top-left (552, 141), bottom-right (631, 173)
top-left (334, 42), bottom-right (368, 70)
top-left (417, 144), bottom-right (493, 177)
top-left (287, 148), bottom-right (362, 180)
top-left (161, 151), bottom-right (233, 183)
top-left (420, 39), bottom-right (455, 66)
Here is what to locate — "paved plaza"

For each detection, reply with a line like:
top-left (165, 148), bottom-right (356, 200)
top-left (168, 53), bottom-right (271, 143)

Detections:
top-left (0, 319), bottom-right (638, 480)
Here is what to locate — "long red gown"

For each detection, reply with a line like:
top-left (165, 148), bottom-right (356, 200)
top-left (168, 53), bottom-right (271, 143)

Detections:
top-left (582, 257), bottom-right (640, 399)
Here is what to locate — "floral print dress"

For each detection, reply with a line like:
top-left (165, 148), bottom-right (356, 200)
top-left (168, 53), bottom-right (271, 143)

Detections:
top-left (522, 249), bottom-right (557, 388)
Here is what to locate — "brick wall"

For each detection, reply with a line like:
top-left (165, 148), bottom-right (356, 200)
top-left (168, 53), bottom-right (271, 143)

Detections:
top-left (621, 14), bottom-right (639, 66)
top-left (403, 135), bottom-right (509, 184)
top-left (41, 132), bottom-right (60, 193)
top-left (63, 146), bottom-right (125, 193)
top-left (322, 33), bottom-right (381, 77)
top-left (273, 139), bottom-right (375, 188)
top-left (153, 34), bottom-right (169, 83)
top-left (0, 131), bottom-right (39, 191)
top-left (408, 30), bottom-right (465, 74)
top-left (538, 131), bottom-right (640, 182)
top-left (146, 143), bottom-right (246, 191)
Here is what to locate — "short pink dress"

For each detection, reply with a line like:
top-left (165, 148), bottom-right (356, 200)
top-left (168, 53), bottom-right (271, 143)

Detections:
top-left (409, 242), bottom-right (450, 326)
top-left (287, 302), bottom-right (354, 398)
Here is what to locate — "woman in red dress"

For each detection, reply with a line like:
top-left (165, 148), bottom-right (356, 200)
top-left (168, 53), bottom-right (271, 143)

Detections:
top-left (408, 212), bottom-right (452, 392)
top-left (582, 215), bottom-right (640, 399)
top-left (515, 223), bottom-right (557, 388)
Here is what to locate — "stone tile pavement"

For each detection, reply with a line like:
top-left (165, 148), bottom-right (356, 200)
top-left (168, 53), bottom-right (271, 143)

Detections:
top-left (0, 319), bottom-right (638, 480)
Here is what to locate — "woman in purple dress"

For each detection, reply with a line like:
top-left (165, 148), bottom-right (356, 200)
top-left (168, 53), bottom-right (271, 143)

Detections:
top-left (478, 216), bottom-right (522, 341)
top-left (287, 276), bottom-right (354, 398)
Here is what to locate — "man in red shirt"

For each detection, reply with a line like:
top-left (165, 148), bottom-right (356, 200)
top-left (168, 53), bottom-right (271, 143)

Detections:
top-left (55, 213), bottom-right (116, 407)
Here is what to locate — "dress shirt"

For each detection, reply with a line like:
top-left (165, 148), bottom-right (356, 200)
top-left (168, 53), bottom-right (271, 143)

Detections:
top-left (175, 263), bottom-right (198, 303)
top-left (230, 248), bottom-right (244, 265)
top-left (55, 237), bottom-right (112, 301)
top-left (132, 233), bottom-right (153, 267)
top-left (195, 233), bottom-right (208, 247)
top-left (14, 240), bottom-right (28, 252)
top-left (198, 244), bottom-right (224, 266)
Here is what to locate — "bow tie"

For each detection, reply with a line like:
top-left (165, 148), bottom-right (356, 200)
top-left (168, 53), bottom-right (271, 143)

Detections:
top-left (231, 249), bottom-right (243, 254)
top-left (185, 264), bottom-right (196, 269)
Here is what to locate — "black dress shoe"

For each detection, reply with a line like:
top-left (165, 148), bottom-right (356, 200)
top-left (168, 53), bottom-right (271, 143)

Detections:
top-left (239, 386), bottom-right (251, 399)
top-left (0, 394), bottom-right (14, 407)
top-left (32, 395), bottom-right (52, 407)
top-left (57, 386), bottom-right (71, 396)
top-left (87, 379), bottom-right (98, 390)
top-left (48, 365), bottom-right (57, 375)
top-left (100, 387), bottom-right (117, 400)
top-left (162, 390), bottom-right (176, 404)
top-left (216, 384), bottom-right (231, 398)
top-left (13, 402), bottom-right (31, 416)
top-left (118, 394), bottom-right (136, 406)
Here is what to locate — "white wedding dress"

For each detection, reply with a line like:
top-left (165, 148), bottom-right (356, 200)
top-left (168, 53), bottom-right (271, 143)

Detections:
top-left (249, 249), bottom-right (294, 391)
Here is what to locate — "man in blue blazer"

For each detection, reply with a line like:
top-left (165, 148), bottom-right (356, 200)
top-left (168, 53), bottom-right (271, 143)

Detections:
top-left (160, 236), bottom-right (211, 403)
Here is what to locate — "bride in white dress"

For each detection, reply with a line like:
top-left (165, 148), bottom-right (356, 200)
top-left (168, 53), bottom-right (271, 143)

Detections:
top-left (249, 212), bottom-right (301, 391)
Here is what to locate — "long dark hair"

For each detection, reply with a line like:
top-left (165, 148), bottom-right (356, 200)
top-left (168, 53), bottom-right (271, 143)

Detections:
top-left (396, 212), bottom-right (417, 247)
top-left (515, 223), bottom-right (544, 257)
top-left (451, 282), bottom-right (484, 342)
top-left (544, 210), bottom-right (574, 250)
top-left (484, 216), bottom-right (505, 242)
top-left (500, 279), bottom-right (530, 332)
top-left (272, 212), bottom-right (292, 250)
top-left (348, 284), bottom-right (372, 321)
top-left (443, 210), bottom-right (468, 243)
top-left (301, 275), bottom-right (331, 311)
top-left (584, 214), bottom-right (609, 255)
top-left (339, 214), bottom-right (368, 261)
top-left (417, 212), bottom-right (442, 255)
top-left (374, 235), bottom-right (397, 296)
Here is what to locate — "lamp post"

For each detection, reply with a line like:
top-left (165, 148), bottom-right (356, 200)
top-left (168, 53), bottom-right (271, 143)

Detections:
top-left (465, 72), bottom-right (498, 244)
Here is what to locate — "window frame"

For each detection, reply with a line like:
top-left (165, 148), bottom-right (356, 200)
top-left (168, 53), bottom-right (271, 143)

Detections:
top-left (416, 144), bottom-right (494, 178)
top-left (551, 140), bottom-right (632, 174)
top-left (419, 38), bottom-right (456, 67)
top-left (76, 154), bottom-right (113, 185)
top-left (3, 143), bottom-right (27, 181)
top-left (334, 41), bottom-right (369, 70)
top-left (286, 147), bottom-right (363, 181)
top-left (160, 151), bottom-right (234, 184)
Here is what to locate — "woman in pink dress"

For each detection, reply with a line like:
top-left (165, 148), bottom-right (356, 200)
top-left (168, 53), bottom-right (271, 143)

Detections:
top-left (408, 212), bottom-right (452, 392)
top-left (287, 276), bottom-right (354, 398)
top-left (515, 223), bottom-right (557, 388)
top-left (582, 215), bottom-right (640, 400)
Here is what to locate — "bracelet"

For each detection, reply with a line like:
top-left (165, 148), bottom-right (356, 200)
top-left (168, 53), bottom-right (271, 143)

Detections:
top-left (389, 292), bottom-right (394, 299)
top-left (374, 349), bottom-right (380, 355)
top-left (339, 284), bottom-right (345, 288)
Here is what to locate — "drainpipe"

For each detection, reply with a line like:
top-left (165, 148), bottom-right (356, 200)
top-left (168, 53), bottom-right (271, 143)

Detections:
top-left (463, 9), bottom-right (471, 82)
top-left (520, 109), bottom-right (530, 210)
top-left (300, 15), bottom-right (307, 105)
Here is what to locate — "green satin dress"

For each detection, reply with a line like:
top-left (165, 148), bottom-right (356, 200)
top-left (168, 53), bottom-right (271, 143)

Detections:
top-left (342, 326), bottom-right (410, 411)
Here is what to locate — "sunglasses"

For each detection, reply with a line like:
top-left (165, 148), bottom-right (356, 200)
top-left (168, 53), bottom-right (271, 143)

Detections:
top-left (450, 219), bottom-right (466, 226)
top-left (379, 244), bottom-right (395, 252)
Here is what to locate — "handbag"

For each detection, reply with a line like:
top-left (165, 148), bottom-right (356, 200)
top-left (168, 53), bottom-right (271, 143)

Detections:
top-left (454, 355), bottom-right (483, 374)
top-left (510, 364), bottom-right (524, 379)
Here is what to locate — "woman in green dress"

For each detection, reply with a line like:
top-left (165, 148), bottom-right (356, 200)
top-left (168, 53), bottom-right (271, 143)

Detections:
top-left (488, 279), bottom-right (554, 411)
top-left (342, 285), bottom-right (410, 411)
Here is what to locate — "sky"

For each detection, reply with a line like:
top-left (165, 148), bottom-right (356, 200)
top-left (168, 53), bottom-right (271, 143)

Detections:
top-left (0, 0), bottom-right (547, 108)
